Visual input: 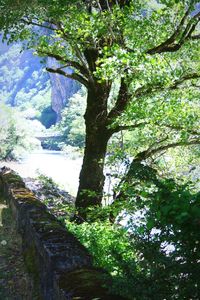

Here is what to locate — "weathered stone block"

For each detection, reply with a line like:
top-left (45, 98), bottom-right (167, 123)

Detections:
top-left (0, 167), bottom-right (127, 300)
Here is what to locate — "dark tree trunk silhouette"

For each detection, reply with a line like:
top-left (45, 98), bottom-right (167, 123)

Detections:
top-left (75, 80), bottom-right (112, 217)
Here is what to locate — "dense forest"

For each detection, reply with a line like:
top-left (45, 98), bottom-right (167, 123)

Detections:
top-left (0, 0), bottom-right (200, 299)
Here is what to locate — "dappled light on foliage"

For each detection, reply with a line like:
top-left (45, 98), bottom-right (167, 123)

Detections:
top-left (0, 104), bottom-right (41, 160)
top-left (0, 0), bottom-right (200, 298)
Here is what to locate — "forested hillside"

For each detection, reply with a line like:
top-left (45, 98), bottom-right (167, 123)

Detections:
top-left (0, 38), bottom-right (79, 125)
top-left (0, 38), bottom-right (50, 106)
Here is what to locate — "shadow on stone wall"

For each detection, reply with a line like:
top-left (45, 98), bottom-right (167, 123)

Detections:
top-left (0, 196), bottom-right (35, 299)
top-left (0, 167), bottom-right (127, 300)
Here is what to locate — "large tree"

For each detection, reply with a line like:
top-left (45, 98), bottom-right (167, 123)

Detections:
top-left (0, 0), bottom-right (199, 219)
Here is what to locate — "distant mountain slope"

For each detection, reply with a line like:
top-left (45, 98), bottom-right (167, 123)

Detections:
top-left (0, 40), bottom-right (50, 106)
top-left (0, 38), bottom-right (79, 123)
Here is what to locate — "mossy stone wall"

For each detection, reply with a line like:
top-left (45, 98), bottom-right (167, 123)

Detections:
top-left (0, 167), bottom-right (126, 300)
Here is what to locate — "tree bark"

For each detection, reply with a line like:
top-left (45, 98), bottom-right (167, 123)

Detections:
top-left (75, 81), bottom-right (112, 218)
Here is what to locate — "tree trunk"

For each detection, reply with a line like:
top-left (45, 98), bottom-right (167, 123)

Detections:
top-left (75, 82), bottom-right (111, 218)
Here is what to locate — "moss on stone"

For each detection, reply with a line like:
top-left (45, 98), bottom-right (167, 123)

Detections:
top-left (23, 244), bottom-right (42, 300)
top-left (3, 173), bottom-right (24, 185)
top-left (1, 169), bottom-right (125, 299)
top-left (11, 188), bottom-right (37, 199)
top-left (23, 245), bottom-right (38, 277)
top-left (32, 222), bottom-right (66, 240)
top-left (58, 268), bottom-right (125, 300)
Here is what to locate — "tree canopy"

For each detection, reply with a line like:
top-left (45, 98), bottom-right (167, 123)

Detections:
top-left (1, 1), bottom-right (200, 298)
top-left (0, 0), bottom-right (199, 218)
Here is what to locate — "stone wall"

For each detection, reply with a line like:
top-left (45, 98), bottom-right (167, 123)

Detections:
top-left (0, 167), bottom-right (125, 300)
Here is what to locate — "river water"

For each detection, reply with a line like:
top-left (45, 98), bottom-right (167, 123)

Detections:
top-left (0, 150), bottom-right (83, 196)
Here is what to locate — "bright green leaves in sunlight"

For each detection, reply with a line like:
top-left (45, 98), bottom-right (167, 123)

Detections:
top-left (0, 1), bottom-right (199, 299)
top-left (0, 104), bottom-right (40, 160)
top-left (66, 220), bottom-right (137, 299)
top-left (58, 89), bottom-right (86, 148)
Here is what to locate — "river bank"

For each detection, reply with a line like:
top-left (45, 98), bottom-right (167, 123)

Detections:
top-left (0, 150), bottom-right (83, 196)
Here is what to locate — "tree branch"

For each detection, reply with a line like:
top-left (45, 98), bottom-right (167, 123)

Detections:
top-left (110, 118), bottom-right (200, 137)
top-left (170, 73), bottom-right (200, 89)
top-left (134, 73), bottom-right (200, 98)
top-left (21, 18), bottom-right (57, 31)
top-left (111, 122), bottom-right (146, 133)
top-left (107, 77), bottom-right (130, 122)
top-left (134, 139), bottom-right (200, 163)
top-left (22, 17), bottom-right (91, 78)
top-left (191, 33), bottom-right (200, 39)
top-left (46, 67), bottom-right (89, 87)
top-left (162, 124), bottom-right (200, 137)
top-left (110, 136), bottom-right (200, 218)
top-left (38, 50), bottom-right (90, 78)
top-left (55, 22), bottom-right (90, 73)
top-left (146, 9), bottom-right (200, 55)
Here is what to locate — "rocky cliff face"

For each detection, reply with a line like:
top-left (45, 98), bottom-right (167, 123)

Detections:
top-left (47, 57), bottom-right (79, 121)
top-left (0, 39), bottom-right (79, 122)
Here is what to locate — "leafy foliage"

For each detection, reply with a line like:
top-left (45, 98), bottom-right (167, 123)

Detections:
top-left (0, 104), bottom-right (40, 160)
top-left (0, 0), bottom-right (199, 212)
top-left (128, 178), bottom-right (200, 299)
top-left (66, 220), bottom-right (137, 299)
top-left (58, 88), bottom-right (86, 148)
top-left (0, 2), bottom-right (200, 297)
top-left (65, 173), bottom-right (200, 299)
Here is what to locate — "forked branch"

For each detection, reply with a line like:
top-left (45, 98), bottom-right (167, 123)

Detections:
top-left (146, 9), bottom-right (200, 54)
top-left (46, 67), bottom-right (89, 87)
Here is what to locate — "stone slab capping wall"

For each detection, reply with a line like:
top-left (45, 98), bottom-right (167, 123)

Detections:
top-left (0, 167), bottom-right (126, 300)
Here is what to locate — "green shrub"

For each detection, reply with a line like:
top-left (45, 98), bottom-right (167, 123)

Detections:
top-left (58, 89), bottom-right (86, 148)
top-left (66, 220), bottom-right (138, 299)
top-left (0, 104), bottom-right (40, 160)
